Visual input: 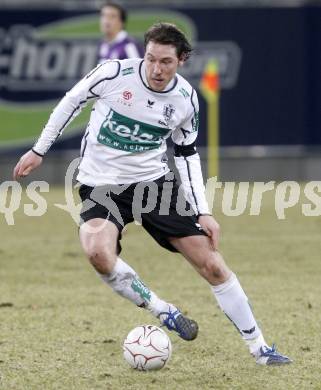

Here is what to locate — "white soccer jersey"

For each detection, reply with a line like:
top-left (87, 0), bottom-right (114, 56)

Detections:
top-left (33, 58), bottom-right (210, 214)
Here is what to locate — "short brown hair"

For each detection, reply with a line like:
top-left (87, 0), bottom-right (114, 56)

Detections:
top-left (144, 22), bottom-right (192, 62)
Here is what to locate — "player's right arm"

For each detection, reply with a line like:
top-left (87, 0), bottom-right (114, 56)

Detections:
top-left (13, 150), bottom-right (43, 180)
top-left (13, 61), bottom-right (120, 180)
top-left (172, 88), bottom-right (220, 249)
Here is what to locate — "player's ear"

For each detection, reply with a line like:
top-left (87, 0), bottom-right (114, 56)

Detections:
top-left (178, 53), bottom-right (187, 67)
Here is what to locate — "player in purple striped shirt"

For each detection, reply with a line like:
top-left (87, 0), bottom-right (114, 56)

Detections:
top-left (98, 2), bottom-right (144, 62)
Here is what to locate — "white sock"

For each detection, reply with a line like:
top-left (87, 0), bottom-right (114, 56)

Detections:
top-left (245, 333), bottom-right (269, 357)
top-left (211, 273), bottom-right (268, 355)
top-left (99, 257), bottom-right (169, 317)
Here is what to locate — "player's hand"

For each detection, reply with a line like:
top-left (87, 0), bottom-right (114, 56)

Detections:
top-left (198, 215), bottom-right (220, 250)
top-left (13, 150), bottom-right (43, 180)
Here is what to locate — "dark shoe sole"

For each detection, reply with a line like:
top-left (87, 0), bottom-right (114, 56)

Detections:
top-left (175, 314), bottom-right (199, 341)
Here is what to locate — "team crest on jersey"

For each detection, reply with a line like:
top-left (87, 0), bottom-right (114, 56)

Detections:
top-left (158, 104), bottom-right (175, 127)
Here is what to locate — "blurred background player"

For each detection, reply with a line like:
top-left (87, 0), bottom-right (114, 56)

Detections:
top-left (98, 1), bottom-right (144, 62)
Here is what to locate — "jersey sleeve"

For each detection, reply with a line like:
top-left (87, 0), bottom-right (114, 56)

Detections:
top-left (171, 88), bottom-right (199, 146)
top-left (32, 61), bottom-right (120, 156)
top-left (172, 89), bottom-right (210, 215)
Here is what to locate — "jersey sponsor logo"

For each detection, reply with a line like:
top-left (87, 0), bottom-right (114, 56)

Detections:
top-left (121, 66), bottom-right (134, 76)
top-left (122, 90), bottom-right (133, 100)
top-left (118, 90), bottom-right (133, 106)
top-left (97, 109), bottom-right (170, 152)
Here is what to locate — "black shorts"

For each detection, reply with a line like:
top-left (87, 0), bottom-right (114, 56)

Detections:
top-left (79, 173), bottom-right (207, 253)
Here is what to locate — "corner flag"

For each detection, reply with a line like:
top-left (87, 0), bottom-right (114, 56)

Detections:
top-left (199, 59), bottom-right (220, 178)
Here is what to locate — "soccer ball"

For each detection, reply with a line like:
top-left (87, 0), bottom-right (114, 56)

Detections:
top-left (123, 325), bottom-right (172, 370)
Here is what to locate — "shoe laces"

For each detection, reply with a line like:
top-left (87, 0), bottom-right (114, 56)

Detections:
top-left (261, 344), bottom-right (277, 356)
top-left (159, 307), bottom-right (180, 331)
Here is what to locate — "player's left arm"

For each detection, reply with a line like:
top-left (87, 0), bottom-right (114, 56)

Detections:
top-left (172, 88), bottom-right (220, 249)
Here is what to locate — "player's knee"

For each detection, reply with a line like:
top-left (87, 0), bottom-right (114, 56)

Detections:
top-left (84, 241), bottom-right (115, 271)
top-left (200, 257), bottom-right (228, 284)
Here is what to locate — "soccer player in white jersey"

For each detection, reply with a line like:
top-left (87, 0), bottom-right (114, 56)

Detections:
top-left (13, 23), bottom-right (291, 365)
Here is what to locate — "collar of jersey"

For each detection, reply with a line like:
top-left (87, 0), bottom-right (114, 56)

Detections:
top-left (105, 30), bottom-right (128, 45)
top-left (139, 60), bottom-right (178, 94)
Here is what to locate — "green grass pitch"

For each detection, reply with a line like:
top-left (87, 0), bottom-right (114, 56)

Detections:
top-left (0, 186), bottom-right (320, 389)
